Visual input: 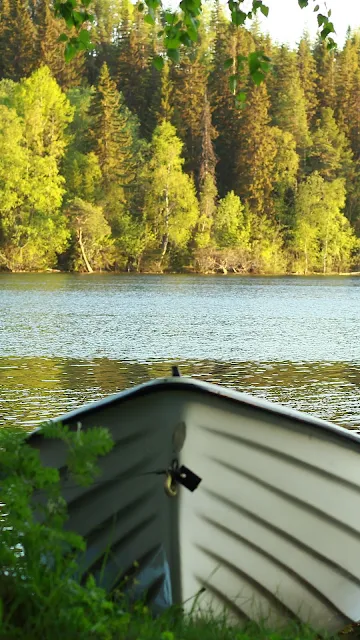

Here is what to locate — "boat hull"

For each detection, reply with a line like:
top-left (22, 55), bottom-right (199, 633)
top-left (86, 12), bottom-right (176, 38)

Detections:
top-left (28, 377), bottom-right (360, 633)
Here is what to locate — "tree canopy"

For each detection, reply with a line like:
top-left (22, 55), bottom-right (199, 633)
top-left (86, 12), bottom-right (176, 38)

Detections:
top-left (53, 0), bottom-right (336, 96)
top-left (0, 0), bottom-right (359, 275)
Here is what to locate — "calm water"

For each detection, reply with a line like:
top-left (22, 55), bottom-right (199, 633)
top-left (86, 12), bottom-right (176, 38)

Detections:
top-left (1, 273), bottom-right (360, 429)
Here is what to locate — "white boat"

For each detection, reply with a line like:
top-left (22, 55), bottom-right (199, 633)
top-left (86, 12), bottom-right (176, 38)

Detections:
top-left (28, 371), bottom-right (360, 634)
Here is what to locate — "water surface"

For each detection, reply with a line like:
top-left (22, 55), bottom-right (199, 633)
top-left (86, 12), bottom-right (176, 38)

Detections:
top-left (1, 273), bottom-right (359, 428)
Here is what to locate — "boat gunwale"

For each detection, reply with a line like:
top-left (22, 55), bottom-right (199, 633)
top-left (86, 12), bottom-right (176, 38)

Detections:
top-left (28, 376), bottom-right (360, 449)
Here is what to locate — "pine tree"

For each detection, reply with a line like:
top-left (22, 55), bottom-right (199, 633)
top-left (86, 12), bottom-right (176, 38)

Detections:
top-left (156, 61), bottom-right (174, 124)
top-left (36, 0), bottom-right (85, 89)
top-left (271, 127), bottom-right (299, 231)
top-left (297, 33), bottom-right (318, 125)
top-left (270, 45), bottom-right (311, 165)
top-left (209, 5), bottom-right (253, 195)
top-left (171, 46), bottom-right (208, 189)
top-left (0, 0), bottom-right (37, 81)
top-left (348, 68), bottom-right (360, 161)
top-left (116, 3), bottom-right (159, 138)
top-left (309, 107), bottom-right (353, 182)
top-left (336, 32), bottom-right (359, 137)
top-left (114, 0), bottom-right (134, 101)
top-left (195, 93), bottom-right (218, 247)
top-left (90, 63), bottom-right (137, 189)
top-left (313, 37), bottom-right (336, 118)
top-left (235, 81), bottom-right (277, 218)
top-left (87, 0), bottom-right (123, 80)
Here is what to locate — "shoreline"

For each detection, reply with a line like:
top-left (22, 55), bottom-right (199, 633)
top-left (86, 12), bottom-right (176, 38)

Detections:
top-left (1, 269), bottom-right (360, 277)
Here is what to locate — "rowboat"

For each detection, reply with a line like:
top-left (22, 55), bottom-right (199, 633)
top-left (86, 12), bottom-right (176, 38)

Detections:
top-left (28, 370), bottom-right (360, 634)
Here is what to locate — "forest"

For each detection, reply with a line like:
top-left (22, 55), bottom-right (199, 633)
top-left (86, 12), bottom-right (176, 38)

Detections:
top-left (0, 0), bottom-right (360, 274)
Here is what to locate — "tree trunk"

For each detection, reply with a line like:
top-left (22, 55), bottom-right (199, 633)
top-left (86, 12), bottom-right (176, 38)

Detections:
top-left (78, 228), bottom-right (93, 273)
top-left (159, 185), bottom-right (170, 266)
top-left (160, 234), bottom-right (169, 259)
top-left (323, 237), bottom-right (328, 274)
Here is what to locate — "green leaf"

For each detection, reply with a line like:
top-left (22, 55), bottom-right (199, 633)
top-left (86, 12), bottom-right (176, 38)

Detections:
top-left (224, 57), bottom-right (234, 70)
top-left (167, 48), bottom-right (180, 63)
top-left (187, 25), bottom-right (198, 42)
top-left (144, 13), bottom-right (155, 24)
top-left (145, 0), bottom-right (160, 9)
top-left (164, 37), bottom-right (180, 49)
top-left (78, 29), bottom-right (91, 45)
top-left (317, 13), bottom-right (327, 27)
top-left (72, 10), bottom-right (86, 26)
top-left (248, 50), bottom-right (262, 74)
top-left (237, 53), bottom-right (248, 64)
top-left (260, 4), bottom-right (269, 17)
top-left (179, 32), bottom-right (192, 46)
top-left (164, 10), bottom-right (177, 25)
top-left (232, 8), bottom-right (247, 26)
top-left (138, 2), bottom-right (145, 10)
top-left (153, 55), bottom-right (164, 71)
top-left (229, 74), bottom-right (237, 94)
top-left (58, 33), bottom-right (69, 42)
top-left (313, 4), bottom-right (319, 11)
top-left (327, 37), bottom-right (336, 50)
top-left (64, 42), bottom-right (78, 62)
top-left (251, 69), bottom-right (265, 85)
top-left (321, 24), bottom-right (335, 39)
top-left (236, 91), bottom-right (247, 102)
top-left (298, 0), bottom-right (308, 7)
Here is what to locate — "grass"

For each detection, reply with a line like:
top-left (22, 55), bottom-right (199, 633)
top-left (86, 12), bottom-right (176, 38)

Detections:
top-left (0, 595), bottom-right (343, 640)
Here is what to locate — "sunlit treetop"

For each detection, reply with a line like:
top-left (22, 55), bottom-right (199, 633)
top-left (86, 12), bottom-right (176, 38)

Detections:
top-left (54, 0), bottom-right (336, 102)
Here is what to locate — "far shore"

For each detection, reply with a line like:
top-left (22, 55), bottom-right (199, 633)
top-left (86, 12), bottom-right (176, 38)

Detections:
top-left (1, 269), bottom-right (360, 277)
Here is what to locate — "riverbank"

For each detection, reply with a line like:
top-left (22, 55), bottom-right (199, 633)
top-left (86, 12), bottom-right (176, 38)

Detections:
top-left (1, 267), bottom-right (360, 276)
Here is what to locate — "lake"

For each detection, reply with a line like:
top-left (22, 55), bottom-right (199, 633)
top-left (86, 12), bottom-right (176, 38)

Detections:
top-left (1, 273), bottom-right (360, 429)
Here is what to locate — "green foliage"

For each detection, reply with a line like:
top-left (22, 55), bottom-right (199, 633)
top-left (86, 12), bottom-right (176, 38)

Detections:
top-left (313, 37), bottom-right (336, 118)
top-left (67, 197), bottom-right (114, 272)
top-left (0, 67), bottom-right (73, 270)
top-left (1, 7), bottom-right (360, 276)
top-left (293, 173), bottom-right (358, 273)
top-left (0, 0), bottom-right (37, 81)
top-left (297, 33), bottom-right (318, 124)
top-left (142, 121), bottom-right (199, 266)
top-left (213, 191), bottom-right (249, 249)
top-left (46, 0), bottom-right (337, 99)
top-left (270, 46), bottom-right (311, 160)
top-left (309, 107), bottom-right (353, 181)
top-left (90, 63), bottom-right (137, 188)
top-left (235, 81), bottom-right (277, 217)
top-left (36, 0), bottom-right (86, 89)
top-left (195, 173), bottom-right (218, 248)
top-left (0, 422), bottom-right (118, 637)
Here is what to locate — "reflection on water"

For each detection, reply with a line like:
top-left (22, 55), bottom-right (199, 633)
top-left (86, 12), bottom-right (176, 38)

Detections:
top-left (1, 357), bottom-right (359, 429)
top-left (1, 274), bottom-right (360, 430)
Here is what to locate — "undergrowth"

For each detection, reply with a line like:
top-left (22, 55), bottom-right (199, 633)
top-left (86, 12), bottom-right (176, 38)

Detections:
top-left (0, 423), bottom-right (341, 639)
